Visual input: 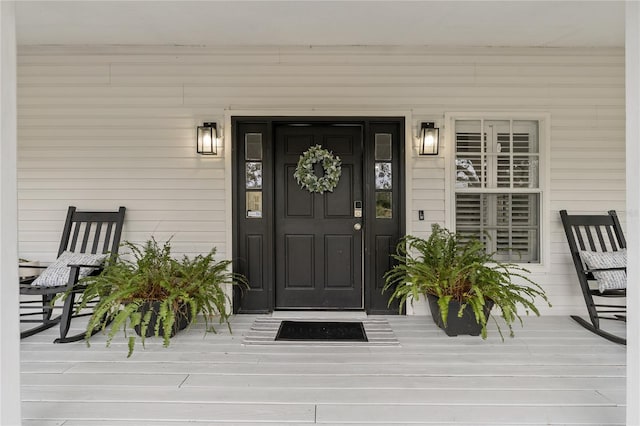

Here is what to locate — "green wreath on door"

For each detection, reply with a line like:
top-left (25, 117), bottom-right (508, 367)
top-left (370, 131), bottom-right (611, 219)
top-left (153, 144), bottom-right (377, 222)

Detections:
top-left (294, 145), bottom-right (342, 194)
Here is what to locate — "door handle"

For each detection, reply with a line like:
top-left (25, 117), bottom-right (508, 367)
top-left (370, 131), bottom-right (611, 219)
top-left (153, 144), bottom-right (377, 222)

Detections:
top-left (353, 223), bottom-right (362, 231)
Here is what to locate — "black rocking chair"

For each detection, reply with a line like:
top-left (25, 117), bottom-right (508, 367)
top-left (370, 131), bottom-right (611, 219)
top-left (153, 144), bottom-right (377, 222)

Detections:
top-left (20, 206), bottom-right (126, 343)
top-left (559, 210), bottom-right (626, 345)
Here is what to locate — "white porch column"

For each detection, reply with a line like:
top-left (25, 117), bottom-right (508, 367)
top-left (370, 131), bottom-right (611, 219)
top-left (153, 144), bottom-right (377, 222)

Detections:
top-left (627, 2), bottom-right (640, 425)
top-left (0, 1), bottom-right (21, 425)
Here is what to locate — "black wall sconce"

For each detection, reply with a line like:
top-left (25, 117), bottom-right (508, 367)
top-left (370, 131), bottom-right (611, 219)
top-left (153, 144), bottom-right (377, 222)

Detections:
top-left (420, 122), bottom-right (439, 156)
top-left (197, 122), bottom-right (218, 155)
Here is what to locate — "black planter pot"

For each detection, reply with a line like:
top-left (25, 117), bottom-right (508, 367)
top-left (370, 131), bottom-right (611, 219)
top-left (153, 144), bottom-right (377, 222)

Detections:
top-left (426, 293), bottom-right (494, 337)
top-left (133, 301), bottom-right (192, 338)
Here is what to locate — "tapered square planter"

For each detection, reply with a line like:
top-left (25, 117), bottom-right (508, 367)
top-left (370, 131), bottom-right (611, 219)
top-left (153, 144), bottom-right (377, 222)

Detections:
top-left (133, 301), bottom-right (192, 338)
top-left (427, 293), bottom-right (494, 337)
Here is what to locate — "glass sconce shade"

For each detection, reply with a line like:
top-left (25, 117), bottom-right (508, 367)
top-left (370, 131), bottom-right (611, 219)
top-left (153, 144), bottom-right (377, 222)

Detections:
top-left (420, 122), bottom-right (439, 155)
top-left (197, 122), bottom-right (218, 155)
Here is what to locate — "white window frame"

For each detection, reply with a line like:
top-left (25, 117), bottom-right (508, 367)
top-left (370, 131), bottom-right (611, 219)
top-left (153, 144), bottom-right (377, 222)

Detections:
top-left (444, 112), bottom-right (551, 272)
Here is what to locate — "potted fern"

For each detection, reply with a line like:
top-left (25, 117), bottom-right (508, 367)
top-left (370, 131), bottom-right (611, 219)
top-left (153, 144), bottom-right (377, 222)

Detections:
top-left (383, 224), bottom-right (550, 339)
top-left (75, 238), bottom-right (247, 356)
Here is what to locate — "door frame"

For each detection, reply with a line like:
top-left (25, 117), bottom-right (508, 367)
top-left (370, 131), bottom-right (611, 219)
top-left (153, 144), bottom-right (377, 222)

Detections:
top-left (231, 115), bottom-right (406, 314)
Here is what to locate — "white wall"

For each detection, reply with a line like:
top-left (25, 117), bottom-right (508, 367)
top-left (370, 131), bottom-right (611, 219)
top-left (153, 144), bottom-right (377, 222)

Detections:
top-left (626, 1), bottom-right (640, 423)
top-left (16, 45), bottom-right (625, 315)
top-left (1, 2), bottom-right (21, 425)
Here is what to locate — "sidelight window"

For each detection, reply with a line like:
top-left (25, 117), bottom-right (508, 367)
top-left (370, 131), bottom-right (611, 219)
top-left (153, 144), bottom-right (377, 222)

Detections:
top-left (375, 133), bottom-right (393, 218)
top-left (245, 133), bottom-right (263, 218)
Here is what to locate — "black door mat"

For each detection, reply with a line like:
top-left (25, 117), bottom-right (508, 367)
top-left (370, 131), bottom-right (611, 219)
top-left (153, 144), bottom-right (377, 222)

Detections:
top-left (275, 320), bottom-right (368, 341)
top-left (243, 317), bottom-right (399, 346)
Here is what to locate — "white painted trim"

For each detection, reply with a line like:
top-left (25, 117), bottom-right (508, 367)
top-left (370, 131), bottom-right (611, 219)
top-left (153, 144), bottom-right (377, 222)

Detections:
top-left (443, 117), bottom-right (453, 230)
top-left (223, 113), bottom-right (233, 264)
top-left (223, 109), bottom-right (413, 118)
top-left (219, 115), bottom-right (233, 312)
top-left (443, 112), bottom-right (551, 273)
top-left (0, 2), bottom-right (21, 425)
top-left (538, 113), bottom-right (552, 274)
top-left (404, 113), bottom-right (414, 236)
top-left (404, 116), bottom-right (416, 316)
top-left (444, 113), bottom-right (458, 231)
top-left (626, 2), bottom-right (640, 424)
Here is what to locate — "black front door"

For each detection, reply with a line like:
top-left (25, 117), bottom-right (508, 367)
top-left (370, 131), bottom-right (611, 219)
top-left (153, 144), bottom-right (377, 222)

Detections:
top-left (233, 116), bottom-right (404, 314)
top-left (274, 124), bottom-right (363, 309)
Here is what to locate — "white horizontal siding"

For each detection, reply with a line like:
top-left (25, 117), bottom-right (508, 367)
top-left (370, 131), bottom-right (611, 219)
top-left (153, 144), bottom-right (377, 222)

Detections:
top-left (17, 45), bottom-right (625, 315)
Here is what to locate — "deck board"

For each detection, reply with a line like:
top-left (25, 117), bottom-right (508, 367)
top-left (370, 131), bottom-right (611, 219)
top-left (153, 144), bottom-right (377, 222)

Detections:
top-left (21, 315), bottom-right (626, 425)
top-left (317, 404), bottom-right (626, 424)
top-left (22, 387), bottom-right (618, 405)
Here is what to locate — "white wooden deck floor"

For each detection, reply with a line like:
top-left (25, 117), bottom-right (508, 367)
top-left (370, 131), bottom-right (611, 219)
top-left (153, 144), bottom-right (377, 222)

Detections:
top-left (21, 315), bottom-right (626, 425)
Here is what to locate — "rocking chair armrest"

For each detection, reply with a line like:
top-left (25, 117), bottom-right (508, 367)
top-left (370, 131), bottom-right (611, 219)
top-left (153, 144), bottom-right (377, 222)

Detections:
top-left (66, 263), bottom-right (105, 287)
top-left (66, 263), bottom-right (104, 269)
top-left (18, 264), bottom-right (48, 269)
top-left (584, 266), bottom-right (626, 274)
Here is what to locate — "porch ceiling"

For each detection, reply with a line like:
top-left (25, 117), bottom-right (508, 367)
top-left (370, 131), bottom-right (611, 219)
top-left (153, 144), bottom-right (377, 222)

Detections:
top-left (16, 0), bottom-right (624, 48)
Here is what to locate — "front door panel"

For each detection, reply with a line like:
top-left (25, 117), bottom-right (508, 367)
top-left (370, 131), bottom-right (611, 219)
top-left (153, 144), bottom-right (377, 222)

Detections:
top-left (275, 124), bottom-right (363, 309)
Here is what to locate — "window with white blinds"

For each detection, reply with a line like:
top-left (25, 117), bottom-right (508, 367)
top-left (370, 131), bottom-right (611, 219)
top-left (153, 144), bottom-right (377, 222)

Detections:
top-left (454, 119), bottom-right (541, 263)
